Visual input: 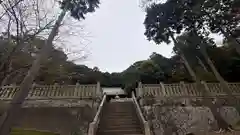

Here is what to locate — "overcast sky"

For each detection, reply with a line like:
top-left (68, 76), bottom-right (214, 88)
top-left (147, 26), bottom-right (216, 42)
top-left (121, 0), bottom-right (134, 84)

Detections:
top-left (78, 0), bottom-right (174, 72)
top-left (0, 0), bottom-right (222, 73)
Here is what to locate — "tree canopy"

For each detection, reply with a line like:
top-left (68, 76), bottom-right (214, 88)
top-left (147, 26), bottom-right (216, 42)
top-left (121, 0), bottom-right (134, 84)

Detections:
top-left (0, 0), bottom-right (240, 88)
top-left (1, 35), bottom-right (240, 87)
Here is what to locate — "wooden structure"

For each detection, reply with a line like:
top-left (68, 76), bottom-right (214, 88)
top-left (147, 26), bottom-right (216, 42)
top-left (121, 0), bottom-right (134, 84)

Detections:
top-left (102, 87), bottom-right (126, 95)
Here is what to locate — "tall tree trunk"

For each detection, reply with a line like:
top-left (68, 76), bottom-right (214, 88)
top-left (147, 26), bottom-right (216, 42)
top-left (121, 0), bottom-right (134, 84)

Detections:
top-left (191, 29), bottom-right (236, 129)
top-left (196, 56), bottom-right (208, 72)
top-left (192, 29), bottom-right (238, 101)
top-left (198, 38), bottom-right (240, 115)
top-left (1, 71), bottom-right (18, 86)
top-left (199, 45), bottom-right (231, 92)
top-left (169, 34), bottom-right (197, 81)
top-left (169, 32), bottom-right (229, 130)
top-left (1, 68), bottom-right (27, 86)
top-left (199, 45), bottom-right (238, 126)
top-left (0, 7), bottom-right (68, 135)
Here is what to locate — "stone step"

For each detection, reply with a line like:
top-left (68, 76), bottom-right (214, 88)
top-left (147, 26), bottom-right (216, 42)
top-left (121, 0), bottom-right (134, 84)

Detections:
top-left (105, 108), bottom-right (134, 110)
top-left (101, 118), bottom-right (138, 121)
top-left (106, 102), bottom-right (133, 104)
top-left (103, 112), bottom-right (136, 115)
top-left (102, 112), bottom-right (137, 115)
top-left (100, 118), bottom-right (140, 122)
top-left (99, 122), bottom-right (140, 126)
top-left (101, 117), bottom-right (139, 120)
top-left (104, 107), bottom-right (135, 109)
top-left (105, 106), bottom-right (134, 109)
top-left (99, 126), bottom-right (142, 130)
top-left (105, 105), bottom-right (134, 107)
top-left (105, 106), bottom-right (134, 107)
top-left (106, 105), bottom-right (134, 107)
top-left (103, 109), bottom-right (136, 114)
top-left (101, 118), bottom-right (139, 121)
top-left (99, 124), bottom-right (141, 128)
top-left (97, 129), bottom-right (143, 134)
top-left (103, 115), bottom-right (138, 119)
top-left (102, 113), bottom-right (137, 116)
top-left (97, 102), bottom-right (143, 135)
top-left (105, 105), bottom-right (134, 109)
top-left (99, 127), bottom-right (142, 131)
top-left (97, 133), bottom-right (143, 135)
top-left (100, 121), bottom-right (140, 125)
top-left (102, 116), bottom-right (137, 119)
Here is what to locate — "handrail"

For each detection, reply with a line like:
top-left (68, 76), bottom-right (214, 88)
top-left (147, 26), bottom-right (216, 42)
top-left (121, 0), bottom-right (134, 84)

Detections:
top-left (132, 91), bottom-right (151, 135)
top-left (88, 93), bottom-right (107, 135)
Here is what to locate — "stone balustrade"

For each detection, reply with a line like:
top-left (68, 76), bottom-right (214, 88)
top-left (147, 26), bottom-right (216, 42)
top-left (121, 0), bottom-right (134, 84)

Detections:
top-left (137, 81), bottom-right (240, 98)
top-left (0, 82), bottom-right (101, 100)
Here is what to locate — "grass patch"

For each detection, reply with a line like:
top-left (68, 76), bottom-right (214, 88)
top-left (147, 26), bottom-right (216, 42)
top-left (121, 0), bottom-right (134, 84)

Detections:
top-left (11, 128), bottom-right (59, 135)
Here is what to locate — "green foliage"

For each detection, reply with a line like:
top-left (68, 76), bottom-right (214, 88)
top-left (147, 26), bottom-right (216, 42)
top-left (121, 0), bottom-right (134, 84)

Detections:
top-left (194, 67), bottom-right (217, 82)
top-left (143, 0), bottom-right (240, 84)
top-left (59, 0), bottom-right (100, 20)
top-left (144, 0), bottom-right (240, 42)
top-left (1, 34), bottom-right (240, 88)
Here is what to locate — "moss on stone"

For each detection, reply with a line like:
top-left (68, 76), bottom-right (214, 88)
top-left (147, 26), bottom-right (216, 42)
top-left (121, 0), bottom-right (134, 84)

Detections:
top-left (11, 128), bottom-right (59, 135)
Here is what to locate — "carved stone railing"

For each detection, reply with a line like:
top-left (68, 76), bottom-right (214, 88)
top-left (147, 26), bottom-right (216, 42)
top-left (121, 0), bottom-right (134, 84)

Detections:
top-left (137, 82), bottom-right (240, 98)
top-left (0, 82), bottom-right (101, 100)
top-left (88, 93), bottom-right (107, 135)
top-left (132, 91), bottom-right (151, 135)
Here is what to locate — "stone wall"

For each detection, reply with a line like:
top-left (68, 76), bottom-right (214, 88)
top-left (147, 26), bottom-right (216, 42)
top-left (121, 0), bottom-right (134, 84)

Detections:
top-left (0, 99), bottom-right (97, 108)
top-left (141, 98), bottom-right (240, 135)
top-left (13, 106), bottom-right (94, 135)
top-left (0, 99), bottom-right (100, 135)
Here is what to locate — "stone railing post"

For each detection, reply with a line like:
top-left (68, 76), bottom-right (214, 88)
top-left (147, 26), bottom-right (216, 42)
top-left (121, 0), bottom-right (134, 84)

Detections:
top-left (74, 82), bottom-right (80, 97)
top-left (88, 94), bottom-right (107, 135)
top-left (29, 82), bottom-right (36, 98)
top-left (137, 82), bottom-right (143, 98)
top-left (180, 81), bottom-right (186, 95)
top-left (7, 83), bottom-right (16, 99)
top-left (160, 82), bottom-right (166, 96)
top-left (5, 86), bottom-right (12, 99)
top-left (200, 81), bottom-right (214, 98)
top-left (132, 91), bottom-right (151, 135)
top-left (180, 81), bottom-right (190, 105)
top-left (52, 83), bottom-right (58, 97)
top-left (201, 81), bottom-right (210, 92)
top-left (96, 81), bottom-right (102, 97)
top-left (137, 82), bottom-right (144, 106)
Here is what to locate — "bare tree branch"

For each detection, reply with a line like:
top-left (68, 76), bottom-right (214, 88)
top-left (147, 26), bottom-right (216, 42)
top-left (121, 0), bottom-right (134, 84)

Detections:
top-left (0, 0), bottom-right (57, 85)
top-left (0, 0), bottom-right (23, 20)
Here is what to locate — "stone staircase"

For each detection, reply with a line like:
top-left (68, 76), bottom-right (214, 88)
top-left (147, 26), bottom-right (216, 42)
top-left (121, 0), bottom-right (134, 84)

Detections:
top-left (88, 93), bottom-right (151, 135)
top-left (97, 101), bottom-right (144, 135)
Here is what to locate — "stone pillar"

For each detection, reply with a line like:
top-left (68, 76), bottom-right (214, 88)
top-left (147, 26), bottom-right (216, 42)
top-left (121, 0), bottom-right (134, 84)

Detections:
top-left (180, 81), bottom-right (190, 105)
top-left (96, 81), bottom-right (102, 98)
top-left (91, 82), bottom-right (101, 115)
top-left (201, 81), bottom-right (209, 91)
top-left (74, 82), bottom-right (80, 97)
top-left (137, 82), bottom-right (143, 98)
top-left (138, 82), bottom-right (144, 106)
top-left (201, 81), bottom-right (215, 104)
top-left (160, 82), bottom-right (166, 96)
top-left (30, 82), bottom-right (36, 98)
